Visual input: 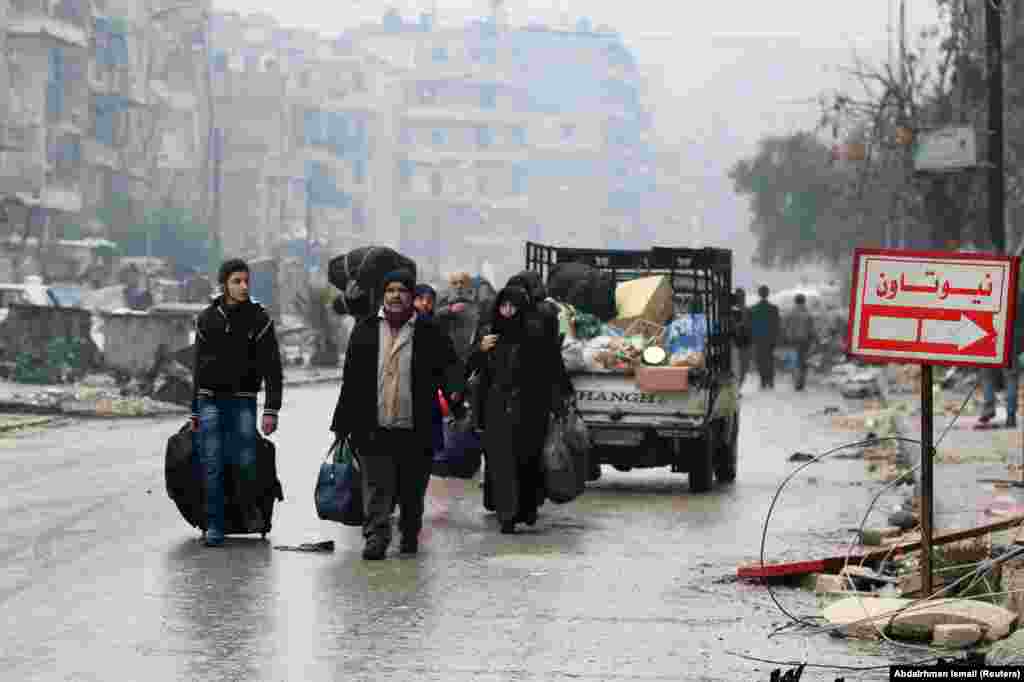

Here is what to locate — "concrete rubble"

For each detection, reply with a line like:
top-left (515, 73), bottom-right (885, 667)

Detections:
top-left (0, 365), bottom-right (342, 418)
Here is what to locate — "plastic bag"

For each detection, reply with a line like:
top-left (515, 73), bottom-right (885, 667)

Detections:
top-left (564, 407), bottom-right (591, 497)
top-left (543, 415), bottom-right (579, 504)
top-left (573, 311), bottom-right (604, 341)
top-left (667, 314), bottom-right (708, 356)
top-left (562, 337), bottom-right (586, 373)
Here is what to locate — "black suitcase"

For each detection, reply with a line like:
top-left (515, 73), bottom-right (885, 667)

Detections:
top-left (165, 423), bottom-right (285, 538)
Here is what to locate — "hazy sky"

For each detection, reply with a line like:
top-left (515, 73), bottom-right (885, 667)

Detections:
top-left (213, 0), bottom-right (942, 286)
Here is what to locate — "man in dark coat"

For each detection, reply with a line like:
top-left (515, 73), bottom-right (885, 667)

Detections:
top-left (330, 269), bottom-right (464, 560)
top-left (749, 285), bottom-right (781, 390)
top-left (436, 272), bottom-right (483, 364)
top-left (191, 258), bottom-right (283, 546)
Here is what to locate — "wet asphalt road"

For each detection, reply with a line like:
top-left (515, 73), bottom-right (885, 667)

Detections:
top-left (0, 381), bottom-right (968, 681)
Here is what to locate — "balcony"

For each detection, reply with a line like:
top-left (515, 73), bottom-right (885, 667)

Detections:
top-left (402, 105), bottom-right (532, 127)
top-left (81, 138), bottom-right (120, 170)
top-left (6, 15), bottom-right (88, 48)
top-left (214, 71), bottom-right (287, 100)
top-left (40, 183), bottom-right (83, 212)
top-left (404, 148), bottom-right (528, 165)
top-left (0, 153), bottom-right (45, 194)
top-left (0, 123), bottom-right (41, 152)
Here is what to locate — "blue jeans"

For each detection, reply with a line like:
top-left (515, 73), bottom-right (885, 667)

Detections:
top-left (197, 397), bottom-right (258, 539)
top-left (982, 362), bottom-right (1019, 420)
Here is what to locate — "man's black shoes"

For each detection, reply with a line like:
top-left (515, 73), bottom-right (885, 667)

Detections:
top-left (362, 537), bottom-right (388, 560)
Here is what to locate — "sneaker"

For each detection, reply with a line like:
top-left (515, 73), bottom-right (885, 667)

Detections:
top-left (1007, 416), bottom-right (1018, 429)
top-left (362, 537), bottom-right (388, 561)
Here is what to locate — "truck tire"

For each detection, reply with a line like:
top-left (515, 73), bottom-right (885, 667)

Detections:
top-left (689, 429), bottom-right (715, 494)
top-left (715, 414), bottom-right (738, 484)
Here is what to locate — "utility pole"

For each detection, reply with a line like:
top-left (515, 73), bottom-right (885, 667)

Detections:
top-left (988, 0), bottom-right (1006, 253)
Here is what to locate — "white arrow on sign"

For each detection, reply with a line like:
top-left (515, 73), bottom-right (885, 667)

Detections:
top-left (920, 315), bottom-right (989, 350)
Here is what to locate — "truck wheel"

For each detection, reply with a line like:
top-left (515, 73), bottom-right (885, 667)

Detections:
top-left (689, 430), bottom-right (715, 494)
top-left (715, 414), bottom-right (739, 483)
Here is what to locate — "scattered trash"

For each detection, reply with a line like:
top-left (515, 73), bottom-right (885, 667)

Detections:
top-left (273, 540), bottom-right (335, 553)
top-left (888, 509), bottom-right (917, 531)
top-left (767, 663), bottom-right (805, 681)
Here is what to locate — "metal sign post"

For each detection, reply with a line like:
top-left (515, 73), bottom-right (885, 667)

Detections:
top-left (848, 248), bottom-right (1018, 600)
top-left (920, 363), bottom-right (934, 597)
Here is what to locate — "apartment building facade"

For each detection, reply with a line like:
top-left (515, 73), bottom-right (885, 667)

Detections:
top-left (352, 12), bottom-right (656, 284)
top-left (0, 0), bottom-right (209, 281)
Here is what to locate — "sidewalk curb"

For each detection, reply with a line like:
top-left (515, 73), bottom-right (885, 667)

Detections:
top-left (282, 374), bottom-right (341, 388)
top-left (0, 415), bottom-right (60, 432)
top-left (0, 372), bottom-right (341, 420)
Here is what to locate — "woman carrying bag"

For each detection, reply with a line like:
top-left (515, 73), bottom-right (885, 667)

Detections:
top-left (467, 285), bottom-right (564, 534)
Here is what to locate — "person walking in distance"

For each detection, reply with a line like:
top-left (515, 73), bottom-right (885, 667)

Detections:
top-left (330, 269), bottom-right (464, 560)
top-left (749, 285), bottom-right (781, 390)
top-left (191, 258), bottom-right (283, 547)
top-left (783, 293), bottom-right (816, 391)
top-left (732, 288), bottom-right (753, 390)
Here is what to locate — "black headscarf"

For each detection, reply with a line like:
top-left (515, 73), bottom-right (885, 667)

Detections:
top-left (414, 283), bottom-right (437, 321)
top-left (490, 286), bottom-right (529, 342)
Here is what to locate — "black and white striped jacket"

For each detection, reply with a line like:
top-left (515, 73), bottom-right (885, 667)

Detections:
top-left (190, 297), bottom-right (283, 419)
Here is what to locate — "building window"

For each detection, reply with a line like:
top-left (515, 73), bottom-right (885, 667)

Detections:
top-left (55, 0), bottom-right (88, 26)
top-left (512, 164), bottom-right (528, 195)
top-left (92, 94), bottom-right (124, 146)
top-left (476, 175), bottom-right (489, 197)
top-left (475, 126), bottom-right (493, 149)
top-left (472, 46), bottom-right (497, 64)
top-left (511, 126), bottom-right (526, 146)
top-left (399, 160), bottom-right (413, 189)
top-left (93, 17), bottom-right (130, 68)
top-left (47, 132), bottom-right (81, 180)
top-left (353, 71), bottom-right (366, 92)
top-left (353, 158), bottom-right (366, 184)
top-left (399, 126), bottom-right (412, 145)
top-left (432, 46), bottom-right (448, 62)
top-left (480, 84), bottom-right (497, 109)
top-left (561, 124), bottom-right (576, 141)
top-left (420, 84), bottom-right (437, 105)
top-left (431, 129), bottom-right (447, 146)
top-left (353, 201), bottom-right (366, 231)
top-left (431, 171), bottom-right (442, 196)
top-left (47, 48), bottom-right (65, 121)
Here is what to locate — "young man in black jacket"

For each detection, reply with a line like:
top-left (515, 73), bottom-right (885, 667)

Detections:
top-left (191, 258), bottom-right (283, 546)
top-left (330, 269), bottom-right (464, 560)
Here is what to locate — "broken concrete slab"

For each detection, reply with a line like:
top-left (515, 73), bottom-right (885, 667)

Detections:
top-left (988, 628), bottom-right (1024, 665)
top-left (932, 623), bottom-right (982, 648)
top-left (814, 574), bottom-right (846, 595)
top-left (823, 596), bottom-right (1017, 642)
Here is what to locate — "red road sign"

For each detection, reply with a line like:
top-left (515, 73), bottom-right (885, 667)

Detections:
top-left (847, 248), bottom-right (1020, 368)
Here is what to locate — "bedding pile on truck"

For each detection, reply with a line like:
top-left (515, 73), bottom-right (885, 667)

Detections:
top-left (525, 242), bottom-right (739, 493)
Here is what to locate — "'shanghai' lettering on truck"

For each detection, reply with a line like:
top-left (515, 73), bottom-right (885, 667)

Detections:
top-left (576, 390), bottom-right (666, 405)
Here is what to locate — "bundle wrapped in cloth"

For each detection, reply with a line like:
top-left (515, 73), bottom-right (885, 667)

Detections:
top-left (328, 246), bottom-right (417, 318)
